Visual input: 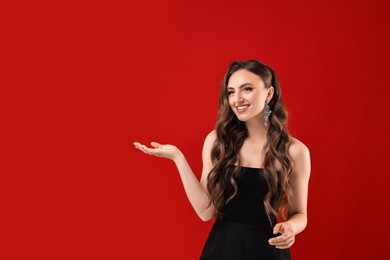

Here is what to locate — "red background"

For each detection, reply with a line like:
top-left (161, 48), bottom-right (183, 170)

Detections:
top-left (2, 0), bottom-right (389, 259)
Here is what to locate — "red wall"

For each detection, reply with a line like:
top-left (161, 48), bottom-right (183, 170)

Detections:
top-left (3, 0), bottom-right (389, 259)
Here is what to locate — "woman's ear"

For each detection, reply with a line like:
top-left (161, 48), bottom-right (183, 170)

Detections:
top-left (266, 86), bottom-right (274, 102)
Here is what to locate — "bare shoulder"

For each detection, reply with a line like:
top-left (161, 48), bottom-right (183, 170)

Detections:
top-left (289, 137), bottom-right (310, 159)
top-left (202, 129), bottom-right (217, 164)
top-left (204, 129), bottom-right (217, 145)
top-left (289, 137), bottom-right (311, 175)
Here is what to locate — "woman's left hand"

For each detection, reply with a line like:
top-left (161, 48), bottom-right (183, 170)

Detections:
top-left (268, 221), bottom-right (296, 249)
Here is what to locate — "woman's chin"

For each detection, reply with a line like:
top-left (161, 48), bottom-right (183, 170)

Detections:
top-left (236, 116), bottom-right (248, 122)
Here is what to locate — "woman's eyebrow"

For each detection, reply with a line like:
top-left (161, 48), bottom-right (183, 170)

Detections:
top-left (227, 83), bottom-right (253, 89)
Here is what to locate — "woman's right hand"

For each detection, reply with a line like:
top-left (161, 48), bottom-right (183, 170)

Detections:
top-left (133, 141), bottom-right (181, 161)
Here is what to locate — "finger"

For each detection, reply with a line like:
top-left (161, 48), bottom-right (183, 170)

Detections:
top-left (273, 223), bottom-right (282, 235)
top-left (270, 235), bottom-right (294, 246)
top-left (133, 142), bottom-right (142, 150)
top-left (139, 144), bottom-right (155, 155)
top-left (271, 235), bottom-right (294, 247)
top-left (133, 142), bottom-right (145, 148)
top-left (276, 239), bottom-right (295, 249)
top-left (151, 142), bottom-right (161, 148)
top-left (285, 236), bottom-right (295, 245)
top-left (134, 143), bottom-right (148, 152)
top-left (268, 233), bottom-right (290, 244)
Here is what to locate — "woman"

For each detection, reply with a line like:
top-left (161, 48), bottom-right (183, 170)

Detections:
top-left (133, 60), bottom-right (311, 259)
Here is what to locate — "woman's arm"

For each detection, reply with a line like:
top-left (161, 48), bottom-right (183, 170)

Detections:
top-left (268, 138), bottom-right (311, 249)
top-left (133, 130), bottom-right (217, 222)
top-left (286, 138), bottom-right (311, 234)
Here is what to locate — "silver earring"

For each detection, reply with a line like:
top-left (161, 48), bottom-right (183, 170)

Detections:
top-left (264, 103), bottom-right (272, 126)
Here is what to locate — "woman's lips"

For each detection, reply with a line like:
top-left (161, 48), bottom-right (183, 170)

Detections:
top-left (236, 105), bottom-right (250, 113)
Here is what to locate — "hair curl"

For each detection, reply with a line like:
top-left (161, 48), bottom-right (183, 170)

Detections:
top-left (206, 60), bottom-right (293, 226)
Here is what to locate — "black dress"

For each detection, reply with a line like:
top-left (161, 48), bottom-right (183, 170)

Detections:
top-left (200, 166), bottom-right (291, 260)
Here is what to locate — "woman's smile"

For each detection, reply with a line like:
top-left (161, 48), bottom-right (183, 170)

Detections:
top-left (236, 104), bottom-right (250, 112)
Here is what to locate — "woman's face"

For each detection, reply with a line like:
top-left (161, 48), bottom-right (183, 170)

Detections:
top-left (227, 69), bottom-right (273, 123)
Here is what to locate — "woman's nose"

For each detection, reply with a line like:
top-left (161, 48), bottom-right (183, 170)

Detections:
top-left (235, 95), bottom-right (244, 103)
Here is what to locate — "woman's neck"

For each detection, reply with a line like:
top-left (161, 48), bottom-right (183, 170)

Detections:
top-left (245, 118), bottom-right (268, 143)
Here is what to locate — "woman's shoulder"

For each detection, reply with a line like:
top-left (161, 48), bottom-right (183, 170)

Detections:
top-left (288, 137), bottom-right (310, 168)
top-left (289, 136), bottom-right (310, 162)
top-left (205, 129), bottom-right (217, 143)
top-left (202, 129), bottom-right (217, 151)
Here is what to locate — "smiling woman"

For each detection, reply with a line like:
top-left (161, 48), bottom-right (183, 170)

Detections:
top-left (227, 70), bottom-right (274, 123)
top-left (133, 59), bottom-right (311, 260)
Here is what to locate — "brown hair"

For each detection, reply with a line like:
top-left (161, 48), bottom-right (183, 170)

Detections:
top-left (206, 60), bottom-right (293, 225)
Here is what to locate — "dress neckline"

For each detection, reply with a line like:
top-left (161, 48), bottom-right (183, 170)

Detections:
top-left (233, 165), bottom-right (264, 170)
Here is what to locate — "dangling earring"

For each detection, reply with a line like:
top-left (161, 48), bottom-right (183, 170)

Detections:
top-left (264, 102), bottom-right (272, 127)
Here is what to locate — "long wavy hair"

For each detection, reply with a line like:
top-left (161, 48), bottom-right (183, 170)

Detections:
top-left (206, 60), bottom-right (293, 226)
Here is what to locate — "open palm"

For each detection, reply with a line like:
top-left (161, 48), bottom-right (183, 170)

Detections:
top-left (133, 142), bottom-right (180, 161)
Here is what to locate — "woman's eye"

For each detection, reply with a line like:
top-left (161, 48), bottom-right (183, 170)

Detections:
top-left (244, 87), bottom-right (253, 92)
top-left (228, 91), bottom-right (234, 96)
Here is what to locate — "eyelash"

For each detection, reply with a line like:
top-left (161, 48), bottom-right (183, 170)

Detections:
top-left (228, 87), bottom-right (253, 96)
